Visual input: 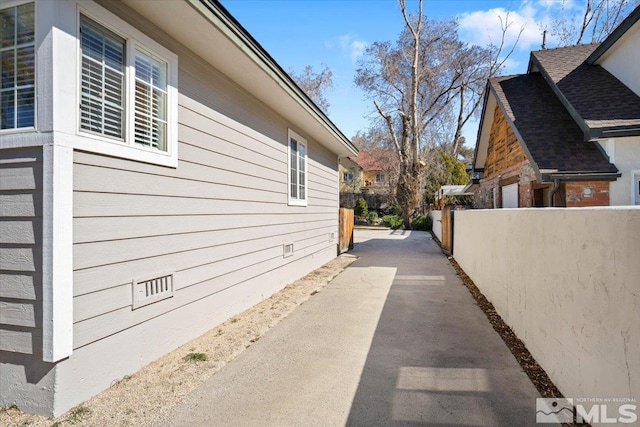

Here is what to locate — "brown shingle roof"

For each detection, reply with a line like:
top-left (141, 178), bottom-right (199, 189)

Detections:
top-left (490, 74), bottom-right (618, 175)
top-left (532, 44), bottom-right (640, 137)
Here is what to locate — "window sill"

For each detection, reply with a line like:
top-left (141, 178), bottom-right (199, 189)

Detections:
top-left (288, 199), bottom-right (308, 207)
top-left (67, 131), bottom-right (178, 168)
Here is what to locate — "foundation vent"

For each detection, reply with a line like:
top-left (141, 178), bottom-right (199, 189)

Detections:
top-left (132, 273), bottom-right (174, 309)
top-left (283, 243), bottom-right (294, 258)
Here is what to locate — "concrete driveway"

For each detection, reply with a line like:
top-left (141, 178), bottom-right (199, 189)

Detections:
top-left (164, 228), bottom-right (542, 426)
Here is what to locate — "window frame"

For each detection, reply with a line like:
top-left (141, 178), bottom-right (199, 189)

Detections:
top-left (288, 129), bottom-right (308, 206)
top-left (343, 171), bottom-right (353, 183)
top-left (375, 173), bottom-right (385, 183)
top-left (0, 0), bottom-right (36, 133)
top-left (75, 3), bottom-right (178, 167)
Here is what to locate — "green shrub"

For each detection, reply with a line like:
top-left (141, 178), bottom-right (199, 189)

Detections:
top-left (412, 214), bottom-right (432, 231)
top-left (367, 211), bottom-right (379, 224)
top-left (354, 197), bottom-right (368, 218)
top-left (382, 214), bottom-right (403, 230)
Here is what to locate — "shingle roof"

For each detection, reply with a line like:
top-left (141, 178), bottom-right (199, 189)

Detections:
top-left (490, 74), bottom-right (618, 175)
top-left (532, 44), bottom-right (640, 137)
top-left (352, 150), bottom-right (396, 172)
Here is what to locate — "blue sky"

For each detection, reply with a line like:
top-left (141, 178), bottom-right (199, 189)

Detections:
top-left (221, 0), bottom-right (582, 145)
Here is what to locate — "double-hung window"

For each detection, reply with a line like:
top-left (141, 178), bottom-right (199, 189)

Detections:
top-left (288, 129), bottom-right (308, 206)
top-left (1, 2), bottom-right (35, 130)
top-left (80, 15), bottom-right (125, 139)
top-left (78, 7), bottom-right (176, 164)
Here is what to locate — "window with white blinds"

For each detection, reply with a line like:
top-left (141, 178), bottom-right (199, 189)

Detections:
top-left (134, 50), bottom-right (167, 151)
top-left (0, 2), bottom-right (35, 130)
top-left (80, 15), bottom-right (125, 139)
top-left (78, 10), bottom-right (175, 158)
top-left (288, 130), bottom-right (308, 206)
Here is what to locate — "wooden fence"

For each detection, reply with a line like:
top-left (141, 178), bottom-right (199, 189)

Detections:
top-left (338, 208), bottom-right (354, 254)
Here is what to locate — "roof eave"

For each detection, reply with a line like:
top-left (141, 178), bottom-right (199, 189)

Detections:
top-left (192, 0), bottom-right (358, 156)
top-left (487, 81), bottom-right (544, 182)
top-left (471, 81), bottom-right (492, 171)
top-left (542, 171), bottom-right (621, 182)
top-left (592, 126), bottom-right (640, 139)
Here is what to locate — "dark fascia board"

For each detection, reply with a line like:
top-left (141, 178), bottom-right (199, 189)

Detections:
top-left (595, 126), bottom-right (640, 139)
top-left (587, 5), bottom-right (640, 64)
top-left (486, 81), bottom-right (544, 182)
top-left (528, 54), bottom-right (592, 140)
top-left (197, 0), bottom-right (358, 155)
top-left (471, 81), bottom-right (492, 171)
top-left (542, 172), bottom-right (621, 182)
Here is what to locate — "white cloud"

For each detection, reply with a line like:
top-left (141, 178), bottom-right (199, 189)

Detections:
top-left (337, 34), bottom-right (368, 62)
top-left (458, 7), bottom-right (544, 52)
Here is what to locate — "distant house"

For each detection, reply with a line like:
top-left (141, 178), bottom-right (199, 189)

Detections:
top-left (351, 150), bottom-right (397, 195)
top-left (339, 156), bottom-right (363, 193)
top-left (470, 5), bottom-right (640, 208)
top-left (0, 0), bottom-right (356, 417)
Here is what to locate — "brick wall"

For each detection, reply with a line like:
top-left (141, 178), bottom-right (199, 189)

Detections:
top-left (565, 181), bottom-right (610, 207)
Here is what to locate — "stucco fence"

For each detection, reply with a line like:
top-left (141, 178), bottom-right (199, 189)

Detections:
top-left (453, 207), bottom-right (640, 403)
top-left (429, 210), bottom-right (443, 242)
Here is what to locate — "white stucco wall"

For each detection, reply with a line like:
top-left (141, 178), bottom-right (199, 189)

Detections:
top-left (600, 137), bottom-right (640, 205)
top-left (453, 208), bottom-right (640, 403)
top-left (429, 210), bottom-right (443, 242)
top-left (599, 21), bottom-right (640, 97)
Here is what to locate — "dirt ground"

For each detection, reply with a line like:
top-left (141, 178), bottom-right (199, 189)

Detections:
top-left (0, 254), bottom-right (357, 427)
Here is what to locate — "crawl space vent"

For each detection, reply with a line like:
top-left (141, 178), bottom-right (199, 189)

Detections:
top-left (283, 243), bottom-right (294, 258)
top-left (132, 274), bottom-right (174, 309)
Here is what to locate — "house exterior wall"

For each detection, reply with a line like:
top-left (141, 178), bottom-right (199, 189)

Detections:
top-left (1, 0), bottom-right (344, 416)
top-left (339, 157), bottom-right (362, 193)
top-left (454, 207), bottom-right (640, 405)
top-left (565, 181), bottom-right (610, 207)
top-left (601, 136), bottom-right (640, 205)
top-left (599, 21), bottom-right (640, 97)
top-left (474, 105), bottom-right (534, 209)
top-left (0, 147), bottom-right (59, 415)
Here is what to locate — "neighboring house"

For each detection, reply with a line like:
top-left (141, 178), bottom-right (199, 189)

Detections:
top-left (470, 5), bottom-right (640, 208)
top-left (0, 0), bottom-right (356, 417)
top-left (352, 150), bottom-right (397, 195)
top-left (338, 155), bottom-right (363, 193)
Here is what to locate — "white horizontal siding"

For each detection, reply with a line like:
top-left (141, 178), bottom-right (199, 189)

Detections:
top-left (0, 147), bottom-right (43, 355)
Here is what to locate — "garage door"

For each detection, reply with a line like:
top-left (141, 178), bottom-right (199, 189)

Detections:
top-left (501, 183), bottom-right (518, 208)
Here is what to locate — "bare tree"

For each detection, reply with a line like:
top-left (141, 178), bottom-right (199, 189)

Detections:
top-left (449, 10), bottom-right (523, 156)
top-left (356, 0), bottom-right (468, 226)
top-left (288, 64), bottom-right (333, 113)
top-left (551, 0), bottom-right (638, 46)
top-left (355, 0), bottom-right (519, 226)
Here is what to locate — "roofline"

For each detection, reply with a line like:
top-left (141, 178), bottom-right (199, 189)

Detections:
top-left (191, 0), bottom-right (358, 156)
top-left (528, 54), bottom-right (592, 140)
top-left (471, 81), bottom-right (492, 171)
top-left (595, 126), bottom-right (640, 138)
top-left (587, 4), bottom-right (640, 64)
top-left (543, 172), bottom-right (621, 181)
top-left (486, 81), bottom-right (544, 181)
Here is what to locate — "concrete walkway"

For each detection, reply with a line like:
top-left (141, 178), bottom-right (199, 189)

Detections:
top-left (165, 229), bottom-right (542, 426)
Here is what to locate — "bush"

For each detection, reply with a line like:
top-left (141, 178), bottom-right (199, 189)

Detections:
top-left (367, 211), bottom-right (379, 224)
top-left (354, 197), bottom-right (368, 218)
top-left (382, 214), bottom-right (403, 230)
top-left (412, 214), bottom-right (432, 231)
